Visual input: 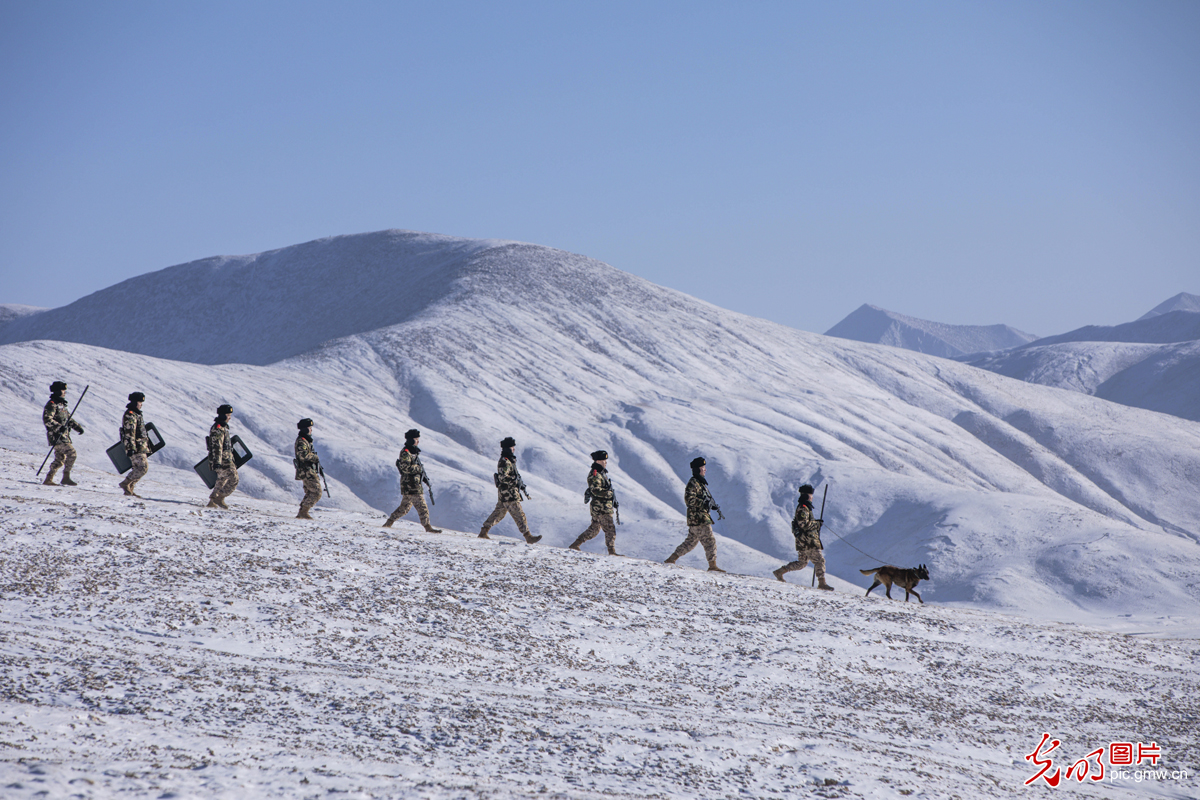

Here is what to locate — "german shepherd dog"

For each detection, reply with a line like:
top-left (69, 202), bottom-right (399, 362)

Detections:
top-left (860, 564), bottom-right (930, 603)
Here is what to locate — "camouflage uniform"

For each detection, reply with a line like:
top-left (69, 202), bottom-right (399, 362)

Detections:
top-left (208, 420), bottom-right (239, 507)
top-left (479, 454), bottom-right (539, 542)
top-left (294, 433), bottom-right (322, 516)
top-left (665, 476), bottom-right (719, 565)
top-left (774, 497), bottom-right (829, 587)
top-left (384, 446), bottom-right (439, 531)
top-left (570, 463), bottom-right (619, 553)
top-left (119, 405), bottom-right (151, 495)
top-left (42, 397), bottom-right (82, 485)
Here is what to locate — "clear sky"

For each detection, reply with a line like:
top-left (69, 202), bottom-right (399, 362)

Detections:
top-left (2, 0), bottom-right (1197, 336)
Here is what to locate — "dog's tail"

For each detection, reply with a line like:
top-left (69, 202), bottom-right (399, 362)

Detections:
top-left (860, 567), bottom-right (881, 576)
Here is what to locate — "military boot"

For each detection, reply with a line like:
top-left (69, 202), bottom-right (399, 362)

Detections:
top-left (382, 515), bottom-right (397, 528)
top-left (43, 466), bottom-right (59, 486)
top-left (817, 581), bottom-right (834, 591)
top-left (524, 533), bottom-right (542, 544)
top-left (568, 536), bottom-right (584, 551)
top-left (707, 559), bottom-right (726, 573)
top-left (478, 531), bottom-right (491, 539)
top-left (607, 547), bottom-right (624, 557)
top-left (772, 567), bottom-right (787, 582)
top-left (60, 469), bottom-right (77, 486)
top-left (664, 556), bottom-right (678, 564)
top-left (206, 499), bottom-right (221, 509)
top-left (296, 508), bottom-right (314, 520)
top-left (215, 497), bottom-right (230, 509)
top-left (424, 524), bottom-right (443, 533)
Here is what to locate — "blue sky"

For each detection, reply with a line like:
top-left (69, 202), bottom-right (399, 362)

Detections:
top-left (2, 0), bottom-right (1197, 336)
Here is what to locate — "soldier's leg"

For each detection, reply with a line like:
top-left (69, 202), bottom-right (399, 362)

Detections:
top-left (59, 444), bottom-right (78, 485)
top-left (123, 454), bottom-right (149, 495)
top-left (210, 465), bottom-right (239, 507)
top-left (772, 558), bottom-right (807, 581)
top-left (569, 515), bottom-right (604, 550)
top-left (298, 476), bottom-right (322, 517)
top-left (807, 548), bottom-right (831, 589)
top-left (665, 526), bottom-right (700, 563)
top-left (479, 501), bottom-right (509, 537)
top-left (508, 501), bottom-right (541, 543)
top-left (410, 493), bottom-right (440, 532)
top-left (384, 495), bottom-right (415, 527)
top-left (601, 514), bottom-right (620, 555)
top-left (697, 524), bottom-right (719, 564)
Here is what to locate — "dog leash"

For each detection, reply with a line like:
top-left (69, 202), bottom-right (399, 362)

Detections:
top-left (821, 522), bottom-right (890, 566)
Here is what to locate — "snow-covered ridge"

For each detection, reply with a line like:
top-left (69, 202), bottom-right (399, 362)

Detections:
top-left (1, 460), bottom-right (1197, 799)
top-left (1139, 291), bottom-right (1200, 320)
top-left (824, 303), bottom-right (1037, 358)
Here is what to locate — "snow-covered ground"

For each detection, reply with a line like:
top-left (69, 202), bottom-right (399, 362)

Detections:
top-left (2, 451), bottom-right (1198, 800)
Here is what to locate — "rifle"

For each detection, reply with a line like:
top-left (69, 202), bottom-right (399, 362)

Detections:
top-left (813, 484), bottom-right (828, 587)
top-left (423, 473), bottom-right (435, 506)
top-left (36, 385), bottom-right (89, 476)
top-left (319, 465), bottom-right (331, 498)
top-left (701, 483), bottom-right (725, 521)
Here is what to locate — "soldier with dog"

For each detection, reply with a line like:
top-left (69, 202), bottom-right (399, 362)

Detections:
top-left (773, 483), bottom-right (833, 590)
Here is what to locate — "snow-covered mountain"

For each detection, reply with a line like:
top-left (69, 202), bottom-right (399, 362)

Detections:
top-left (824, 303), bottom-right (1037, 358)
top-left (2, 230), bottom-right (1198, 637)
top-left (1139, 291), bottom-right (1200, 320)
top-left (965, 302), bottom-right (1200, 422)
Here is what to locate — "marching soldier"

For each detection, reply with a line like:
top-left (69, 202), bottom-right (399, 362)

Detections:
top-left (568, 450), bottom-right (622, 555)
top-left (42, 380), bottom-right (84, 486)
top-left (294, 418), bottom-right (322, 519)
top-left (664, 456), bottom-right (725, 572)
top-left (773, 483), bottom-right (833, 590)
top-left (206, 404), bottom-right (239, 509)
top-left (478, 436), bottom-right (541, 543)
top-left (382, 429), bottom-right (441, 532)
top-left (118, 392), bottom-right (150, 496)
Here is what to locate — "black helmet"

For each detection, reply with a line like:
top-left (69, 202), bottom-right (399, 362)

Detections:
top-left (590, 450), bottom-right (608, 462)
top-left (799, 484), bottom-right (815, 495)
top-left (690, 456), bottom-right (706, 470)
top-left (298, 418), bottom-right (314, 430)
top-left (217, 404), bottom-right (233, 416)
top-left (128, 392), bottom-right (145, 403)
top-left (501, 436), bottom-right (516, 448)
top-left (50, 381), bottom-right (67, 394)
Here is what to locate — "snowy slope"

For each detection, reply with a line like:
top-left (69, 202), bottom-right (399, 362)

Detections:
top-left (0, 231), bottom-right (506, 365)
top-left (2, 237), bottom-right (1199, 635)
top-left (824, 304), bottom-right (1037, 358)
top-left (1022, 310), bottom-right (1200, 348)
top-left (966, 340), bottom-right (1200, 422)
top-left (1139, 292), bottom-right (1200, 320)
top-left (1, 459), bottom-right (1197, 800)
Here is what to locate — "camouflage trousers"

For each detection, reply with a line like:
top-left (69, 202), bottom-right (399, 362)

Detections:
top-left (210, 465), bottom-right (239, 502)
top-left (47, 442), bottom-right (77, 476)
top-left (576, 512), bottom-right (617, 550)
top-left (667, 523), bottom-right (717, 563)
top-left (480, 500), bottom-right (530, 537)
top-left (778, 547), bottom-right (826, 583)
top-left (298, 476), bottom-right (322, 512)
top-left (387, 493), bottom-right (430, 527)
top-left (121, 454), bottom-right (149, 490)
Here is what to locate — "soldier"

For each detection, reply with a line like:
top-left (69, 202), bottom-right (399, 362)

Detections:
top-left (382, 429), bottom-right (442, 532)
top-left (773, 483), bottom-right (834, 590)
top-left (568, 450), bottom-right (622, 555)
top-left (664, 456), bottom-right (725, 572)
top-left (294, 418), bottom-right (322, 520)
top-left (206, 404), bottom-right (239, 509)
top-left (118, 392), bottom-right (150, 496)
top-left (478, 436), bottom-right (541, 543)
top-left (42, 380), bottom-right (84, 486)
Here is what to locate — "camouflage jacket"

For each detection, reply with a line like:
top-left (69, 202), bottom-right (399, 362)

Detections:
top-left (792, 499), bottom-right (823, 551)
top-left (396, 446), bottom-right (427, 496)
top-left (495, 455), bottom-right (525, 503)
top-left (684, 476), bottom-right (715, 526)
top-left (122, 407), bottom-right (150, 456)
top-left (587, 463), bottom-right (615, 516)
top-left (43, 399), bottom-right (83, 446)
top-left (208, 421), bottom-right (235, 470)
top-left (295, 434), bottom-right (320, 480)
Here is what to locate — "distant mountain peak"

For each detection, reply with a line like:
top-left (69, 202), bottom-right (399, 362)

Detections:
top-left (1138, 292), bottom-right (1200, 320)
top-left (824, 304), bottom-right (1037, 358)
